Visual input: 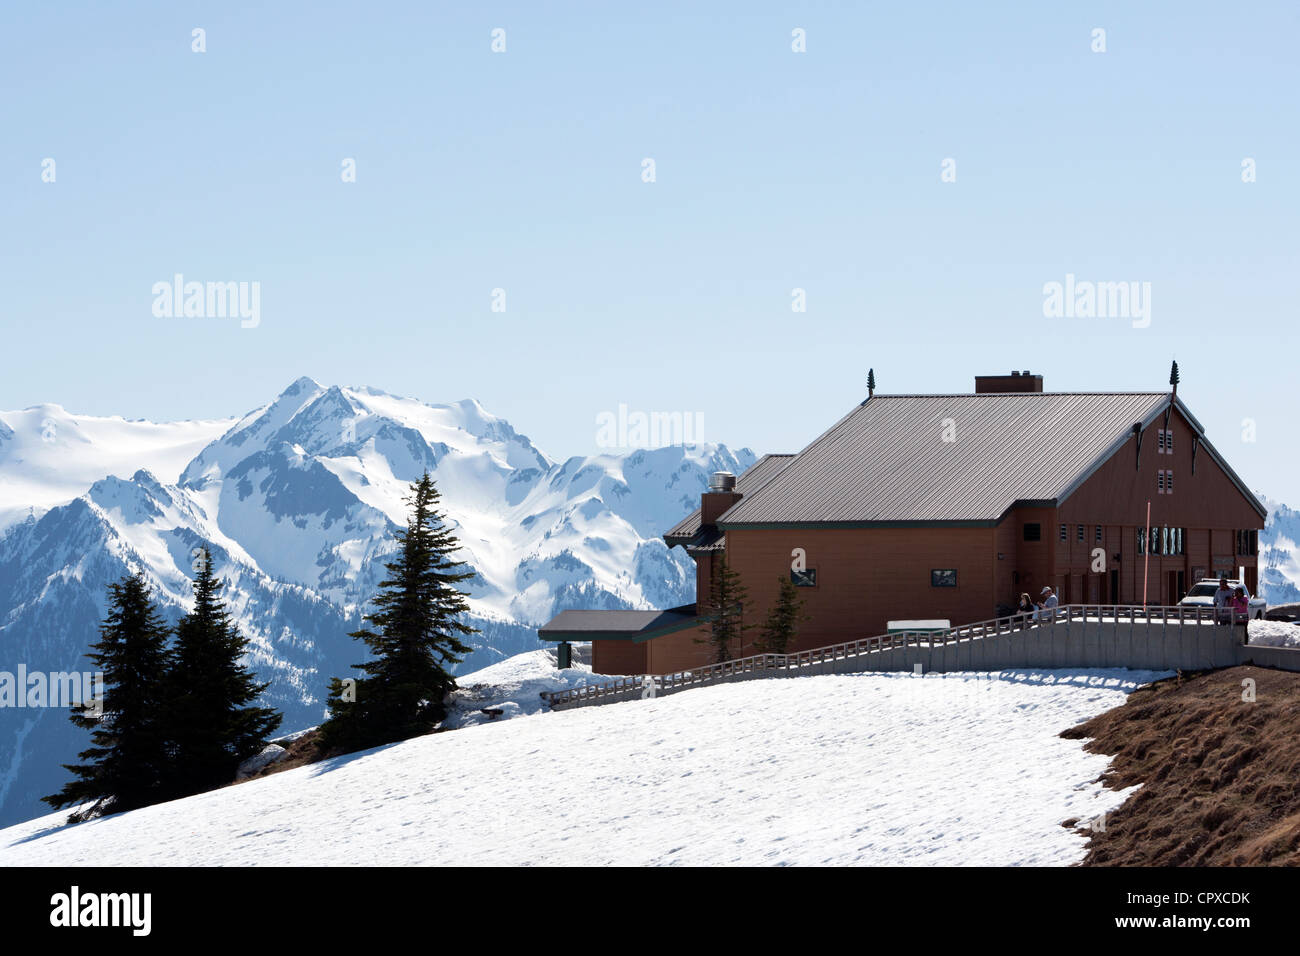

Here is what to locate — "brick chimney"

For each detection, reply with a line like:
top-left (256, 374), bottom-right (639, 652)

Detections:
top-left (701, 471), bottom-right (742, 526)
top-left (975, 370), bottom-right (1044, 394)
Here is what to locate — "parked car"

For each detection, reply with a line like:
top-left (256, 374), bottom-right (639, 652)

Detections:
top-left (1178, 579), bottom-right (1266, 620)
top-left (1264, 602), bottom-right (1300, 624)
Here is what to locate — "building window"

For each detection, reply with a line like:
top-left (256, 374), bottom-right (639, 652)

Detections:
top-left (1162, 526), bottom-right (1170, 555)
top-left (931, 569), bottom-right (958, 588)
top-left (1157, 470), bottom-right (1165, 494)
top-left (1095, 525), bottom-right (1102, 543)
top-left (791, 568), bottom-right (817, 587)
top-left (1023, 523), bottom-right (1041, 542)
top-left (1060, 524), bottom-right (1067, 541)
top-left (1157, 428), bottom-right (1174, 454)
top-left (1076, 524), bottom-right (1084, 541)
top-left (1150, 526), bottom-right (1160, 555)
top-left (1137, 526), bottom-right (1145, 555)
top-left (1166, 470), bottom-right (1173, 493)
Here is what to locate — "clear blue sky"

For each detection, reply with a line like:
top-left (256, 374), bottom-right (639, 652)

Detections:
top-left (3, 2), bottom-right (1297, 500)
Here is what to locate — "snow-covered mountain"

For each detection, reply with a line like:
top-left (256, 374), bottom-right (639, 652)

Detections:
top-left (0, 378), bottom-right (754, 828)
top-left (1259, 495), bottom-right (1300, 604)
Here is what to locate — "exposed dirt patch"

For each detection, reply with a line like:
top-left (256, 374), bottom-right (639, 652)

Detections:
top-left (244, 730), bottom-right (326, 779)
top-left (1062, 665), bottom-right (1300, 866)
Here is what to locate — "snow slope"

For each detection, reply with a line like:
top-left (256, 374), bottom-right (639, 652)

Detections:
top-left (0, 667), bottom-right (1168, 867)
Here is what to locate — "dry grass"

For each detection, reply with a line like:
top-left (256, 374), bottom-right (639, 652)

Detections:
top-left (1061, 665), bottom-right (1300, 866)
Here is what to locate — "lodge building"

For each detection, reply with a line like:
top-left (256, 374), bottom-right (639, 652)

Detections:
top-left (540, 371), bottom-right (1267, 676)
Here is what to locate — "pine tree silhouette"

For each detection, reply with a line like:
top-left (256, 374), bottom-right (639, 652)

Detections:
top-left (697, 555), bottom-right (751, 663)
top-left (320, 473), bottom-right (477, 752)
top-left (165, 549), bottom-right (281, 798)
top-left (43, 572), bottom-right (173, 822)
top-left (755, 576), bottom-right (806, 655)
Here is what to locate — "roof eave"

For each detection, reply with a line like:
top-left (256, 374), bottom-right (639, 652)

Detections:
top-left (538, 614), bottom-right (702, 644)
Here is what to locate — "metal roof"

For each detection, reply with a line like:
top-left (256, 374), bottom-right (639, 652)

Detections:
top-left (538, 604), bottom-right (699, 643)
top-left (663, 453), bottom-right (795, 543)
top-left (717, 392), bottom-right (1182, 525)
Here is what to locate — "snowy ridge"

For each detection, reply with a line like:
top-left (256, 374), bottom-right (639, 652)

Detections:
top-left (0, 406), bottom-right (233, 533)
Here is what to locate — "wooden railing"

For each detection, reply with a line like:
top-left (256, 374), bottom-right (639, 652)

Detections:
top-left (540, 603), bottom-right (1237, 709)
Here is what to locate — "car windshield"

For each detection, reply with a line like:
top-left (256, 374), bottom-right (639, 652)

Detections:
top-left (1186, 584), bottom-right (1219, 597)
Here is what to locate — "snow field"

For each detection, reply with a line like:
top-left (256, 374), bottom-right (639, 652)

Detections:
top-left (0, 665), bottom-right (1167, 866)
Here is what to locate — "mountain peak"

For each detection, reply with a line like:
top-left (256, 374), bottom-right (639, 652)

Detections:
top-left (280, 376), bottom-right (322, 398)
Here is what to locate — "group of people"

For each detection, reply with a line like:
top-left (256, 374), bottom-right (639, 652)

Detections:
top-left (1006, 576), bottom-right (1250, 627)
top-left (1213, 576), bottom-right (1251, 625)
top-left (1015, 586), bottom-right (1059, 624)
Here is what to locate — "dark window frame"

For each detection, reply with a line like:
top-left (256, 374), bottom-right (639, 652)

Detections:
top-left (791, 568), bottom-right (818, 588)
top-left (930, 569), bottom-right (958, 588)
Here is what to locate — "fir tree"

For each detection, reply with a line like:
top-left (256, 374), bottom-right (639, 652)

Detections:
top-left (755, 576), bottom-right (806, 655)
top-left (697, 555), bottom-right (751, 663)
top-left (165, 549), bottom-right (282, 798)
top-left (319, 473), bottom-right (477, 752)
top-left (43, 572), bottom-right (173, 822)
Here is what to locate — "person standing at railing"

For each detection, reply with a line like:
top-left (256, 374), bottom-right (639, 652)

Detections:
top-left (1232, 587), bottom-right (1250, 629)
top-left (1213, 576), bottom-right (1234, 625)
top-left (1037, 586), bottom-right (1059, 623)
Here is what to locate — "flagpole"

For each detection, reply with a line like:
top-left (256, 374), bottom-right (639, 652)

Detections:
top-left (1142, 499), bottom-right (1151, 606)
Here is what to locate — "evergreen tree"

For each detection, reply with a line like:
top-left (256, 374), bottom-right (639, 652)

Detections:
top-left (43, 572), bottom-right (172, 822)
top-left (165, 549), bottom-right (281, 798)
top-left (319, 473), bottom-right (477, 753)
top-left (697, 555), bottom-right (751, 663)
top-left (755, 576), bottom-right (806, 655)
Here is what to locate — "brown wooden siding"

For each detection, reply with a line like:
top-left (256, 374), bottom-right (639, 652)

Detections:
top-left (724, 526), bottom-right (998, 652)
top-left (592, 639), bottom-right (646, 675)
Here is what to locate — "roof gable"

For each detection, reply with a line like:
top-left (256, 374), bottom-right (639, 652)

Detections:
top-left (718, 392), bottom-right (1176, 525)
